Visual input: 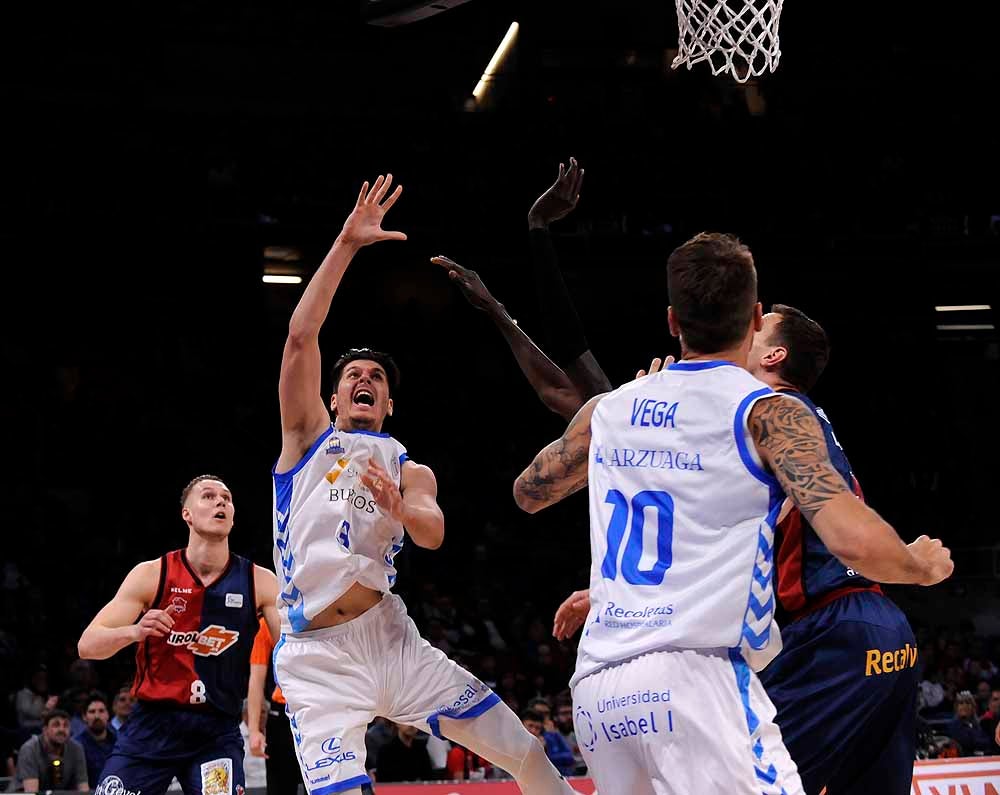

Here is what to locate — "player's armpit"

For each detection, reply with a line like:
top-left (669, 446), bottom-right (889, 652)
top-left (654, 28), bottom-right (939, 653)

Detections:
top-left (514, 394), bottom-right (603, 513)
top-left (254, 566), bottom-right (281, 643)
top-left (399, 460), bottom-right (445, 550)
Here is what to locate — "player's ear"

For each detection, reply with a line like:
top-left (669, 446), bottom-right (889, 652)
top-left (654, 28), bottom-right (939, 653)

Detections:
top-left (387, 398), bottom-right (394, 417)
top-left (181, 505), bottom-right (192, 525)
top-left (752, 302), bottom-right (764, 332)
top-left (667, 306), bottom-right (681, 338)
top-left (764, 345), bottom-right (788, 368)
top-left (329, 394), bottom-right (338, 413)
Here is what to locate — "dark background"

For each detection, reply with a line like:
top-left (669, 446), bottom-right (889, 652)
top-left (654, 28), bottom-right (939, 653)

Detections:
top-left (1, 0), bottom-right (998, 699)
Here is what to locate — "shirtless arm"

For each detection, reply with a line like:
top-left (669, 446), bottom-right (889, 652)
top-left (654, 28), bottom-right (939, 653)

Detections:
top-left (78, 560), bottom-right (170, 660)
top-left (277, 176), bottom-right (406, 473)
top-left (513, 394), bottom-right (603, 513)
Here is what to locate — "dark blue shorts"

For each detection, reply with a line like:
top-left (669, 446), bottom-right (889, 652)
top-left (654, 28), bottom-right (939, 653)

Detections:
top-left (96, 702), bottom-right (245, 795)
top-left (760, 590), bottom-right (917, 795)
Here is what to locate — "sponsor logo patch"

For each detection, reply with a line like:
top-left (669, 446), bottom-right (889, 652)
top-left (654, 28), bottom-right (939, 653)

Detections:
top-left (168, 625), bottom-right (240, 657)
top-left (201, 758), bottom-right (232, 795)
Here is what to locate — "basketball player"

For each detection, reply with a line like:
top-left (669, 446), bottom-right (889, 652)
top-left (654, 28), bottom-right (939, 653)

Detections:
top-left (513, 233), bottom-right (953, 795)
top-left (272, 174), bottom-right (579, 795)
top-left (553, 306), bottom-right (929, 794)
top-left (78, 475), bottom-right (280, 795)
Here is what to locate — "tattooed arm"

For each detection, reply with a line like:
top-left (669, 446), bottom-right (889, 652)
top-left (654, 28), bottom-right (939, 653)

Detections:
top-left (514, 394), bottom-right (604, 513)
top-left (749, 395), bottom-right (953, 586)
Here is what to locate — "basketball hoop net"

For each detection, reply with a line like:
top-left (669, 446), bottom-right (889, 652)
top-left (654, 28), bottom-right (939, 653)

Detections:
top-left (672, 0), bottom-right (785, 83)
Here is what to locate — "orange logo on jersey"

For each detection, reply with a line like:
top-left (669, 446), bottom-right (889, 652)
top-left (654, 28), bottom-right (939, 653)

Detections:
top-left (325, 457), bottom-right (351, 484)
top-left (167, 625), bottom-right (240, 657)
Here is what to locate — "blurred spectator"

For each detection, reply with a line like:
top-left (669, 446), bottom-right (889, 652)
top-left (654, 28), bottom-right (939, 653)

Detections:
top-left (946, 691), bottom-right (992, 756)
top-left (15, 709), bottom-right (88, 791)
top-left (554, 695), bottom-right (584, 773)
top-left (365, 717), bottom-right (395, 775)
top-left (15, 666), bottom-right (56, 736)
top-left (521, 708), bottom-right (575, 777)
top-left (74, 695), bottom-right (116, 788)
top-left (110, 687), bottom-right (134, 732)
top-left (446, 742), bottom-right (493, 781)
top-left (61, 687), bottom-right (90, 737)
top-left (374, 723), bottom-right (434, 783)
top-left (976, 680), bottom-right (993, 714)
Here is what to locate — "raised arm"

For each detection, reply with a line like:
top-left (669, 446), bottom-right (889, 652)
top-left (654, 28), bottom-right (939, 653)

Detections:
top-left (431, 255), bottom-right (585, 420)
top-left (78, 560), bottom-right (166, 660)
top-left (527, 158), bottom-right (612, 399)
top-left (514, 393), bottom-right (603, 513)
top-left (362, 459), bottom-right (445, 550)
top-left (277, 175), bottom-right (406, 471)
top-left (749, 395), bottom-right (953, 585)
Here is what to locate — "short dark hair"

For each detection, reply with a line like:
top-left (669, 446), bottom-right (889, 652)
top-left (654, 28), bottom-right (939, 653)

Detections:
top-left (86, 693), bottom-right (109, 712)
top-left (667, 232), bottom-right (758, 354)
top-left (769, 304), bottom-right (830, 393)
top-left (331, 348), bottom-right (401, 395)
top-left (521, 708), bottom-right (544, 724)
top-left (180, 474), bottom-right (227, 507)
top-left (43, 709), bottom-right (70, 726)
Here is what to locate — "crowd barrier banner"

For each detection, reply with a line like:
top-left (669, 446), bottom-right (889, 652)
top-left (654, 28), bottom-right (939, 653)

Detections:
top-left (373, 758), bottom-right (1000, 795)
top-left (910, 756), bottom-right (1000, 795)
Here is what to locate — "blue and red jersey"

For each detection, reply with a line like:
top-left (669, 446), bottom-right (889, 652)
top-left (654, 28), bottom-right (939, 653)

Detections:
top-left (773, 391), bottom-right (881, 618)
top-left (132, 549), bottom-right (258, 718)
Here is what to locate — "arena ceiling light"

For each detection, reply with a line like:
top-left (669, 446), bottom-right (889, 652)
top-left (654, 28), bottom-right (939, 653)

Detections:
top-left (472, 21), bottom-right (519, 103)
top-left (262, 274), bottom-right (303, 285)
top-left (935, 324), bottom-right (995, 331)
top-left (935, 305), bottom-right (991, 312)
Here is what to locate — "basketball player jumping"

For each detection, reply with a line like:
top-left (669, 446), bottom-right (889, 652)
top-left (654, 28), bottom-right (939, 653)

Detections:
top-left (271, 174), bottom-right (579, 795)
top-left (78, 475), bottom-right (280, 795)
top-left (513, 233), bottom-right (953, 794)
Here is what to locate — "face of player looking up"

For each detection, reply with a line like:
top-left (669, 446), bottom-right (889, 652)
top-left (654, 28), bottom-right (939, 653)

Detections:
top-left (330, 360), bottom-right (393, 432)
top-left (182, 480), bottom-right (234, 540)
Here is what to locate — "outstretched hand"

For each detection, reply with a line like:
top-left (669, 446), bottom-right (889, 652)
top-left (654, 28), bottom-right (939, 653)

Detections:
top-left (430, 255), bottom-right (498, 313)
top-left (528, 157), bottom-right (585, 228)
top-left (339, 174), bottom-right (407, 248)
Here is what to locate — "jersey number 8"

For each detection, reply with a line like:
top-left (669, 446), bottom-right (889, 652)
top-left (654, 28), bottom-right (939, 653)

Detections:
top-left (600, 489), bottom-right (674, 586)
top-left (190, 680), bottom-right (207, 705)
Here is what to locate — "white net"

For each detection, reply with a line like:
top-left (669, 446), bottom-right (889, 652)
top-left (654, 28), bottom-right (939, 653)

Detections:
top-left (672, 0), bottom-right (785, 83)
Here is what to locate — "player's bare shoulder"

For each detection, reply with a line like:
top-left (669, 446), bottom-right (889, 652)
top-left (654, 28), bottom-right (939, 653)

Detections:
top-left (400, 458), bottom-right (437, 494)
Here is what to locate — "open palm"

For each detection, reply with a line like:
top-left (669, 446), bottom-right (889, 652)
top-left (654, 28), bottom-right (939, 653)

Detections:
top-left (340, 174), bottom-right (407, 248)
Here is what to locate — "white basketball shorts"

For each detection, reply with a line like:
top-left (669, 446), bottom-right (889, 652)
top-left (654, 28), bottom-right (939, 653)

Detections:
top-left (273, 594), bottom-right (501, 795)
top-left (571, 647), bottom-right (804, 795)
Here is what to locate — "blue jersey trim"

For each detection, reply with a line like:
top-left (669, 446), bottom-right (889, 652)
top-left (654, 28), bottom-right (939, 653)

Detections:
top-left (668, 360), bottom-right (737, 371)
top-left (272, 634), bottom-right (287, 690)
top-left (729, 648), bottom-right (783, 791)
top-left (399, 452), bottom-right (409, 467)
top-left (426, 692), bottom-right (502, 739)
top-left (274, 469), bottom-right (307, 631)
top-left (311, 776), bottom-right (372, 795)
top-left (733, 388), bottom-right (782, 489)
top-left (273, 426), bottom-right (335, 478)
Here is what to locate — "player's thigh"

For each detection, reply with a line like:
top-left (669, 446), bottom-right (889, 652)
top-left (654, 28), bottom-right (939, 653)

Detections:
top-left (275, 634), bottom-right (377, 794)
top-left (573, 649), bottom-right (802, 795)
top-left (383, 600), bottom-right (497, 735)
top-left (96, 754), bottom-right (176, 795)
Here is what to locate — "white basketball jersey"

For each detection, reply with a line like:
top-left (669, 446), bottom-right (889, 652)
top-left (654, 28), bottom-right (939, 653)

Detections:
top-left (273, 426), bottom-right (408, 632)
top-left (571, 361), bottom-right (784, 687)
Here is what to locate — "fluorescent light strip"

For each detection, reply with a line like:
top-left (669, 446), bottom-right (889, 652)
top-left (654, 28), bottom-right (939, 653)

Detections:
top-left (473, 22), bottom-right (519, 101)
top-left (935, 305), bottom-right (991, 312)
top-left (262, 275), bottom-right (302, 285)
top-left (936, 324), bottom-right (995, 331)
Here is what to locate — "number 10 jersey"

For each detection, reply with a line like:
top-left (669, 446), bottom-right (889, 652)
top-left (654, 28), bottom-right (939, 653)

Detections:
top-left (572, 361), bottom-right (784, 687)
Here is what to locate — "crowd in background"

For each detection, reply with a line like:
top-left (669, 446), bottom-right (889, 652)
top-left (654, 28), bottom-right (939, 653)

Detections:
top-left (3, 555), bottom-right (1000, 790)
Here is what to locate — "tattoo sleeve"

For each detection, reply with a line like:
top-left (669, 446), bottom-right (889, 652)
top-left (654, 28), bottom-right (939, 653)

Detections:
top-left (748, 395), bottom-right (849, 522)
top-left (515, 396), bottom-right (602, 510)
